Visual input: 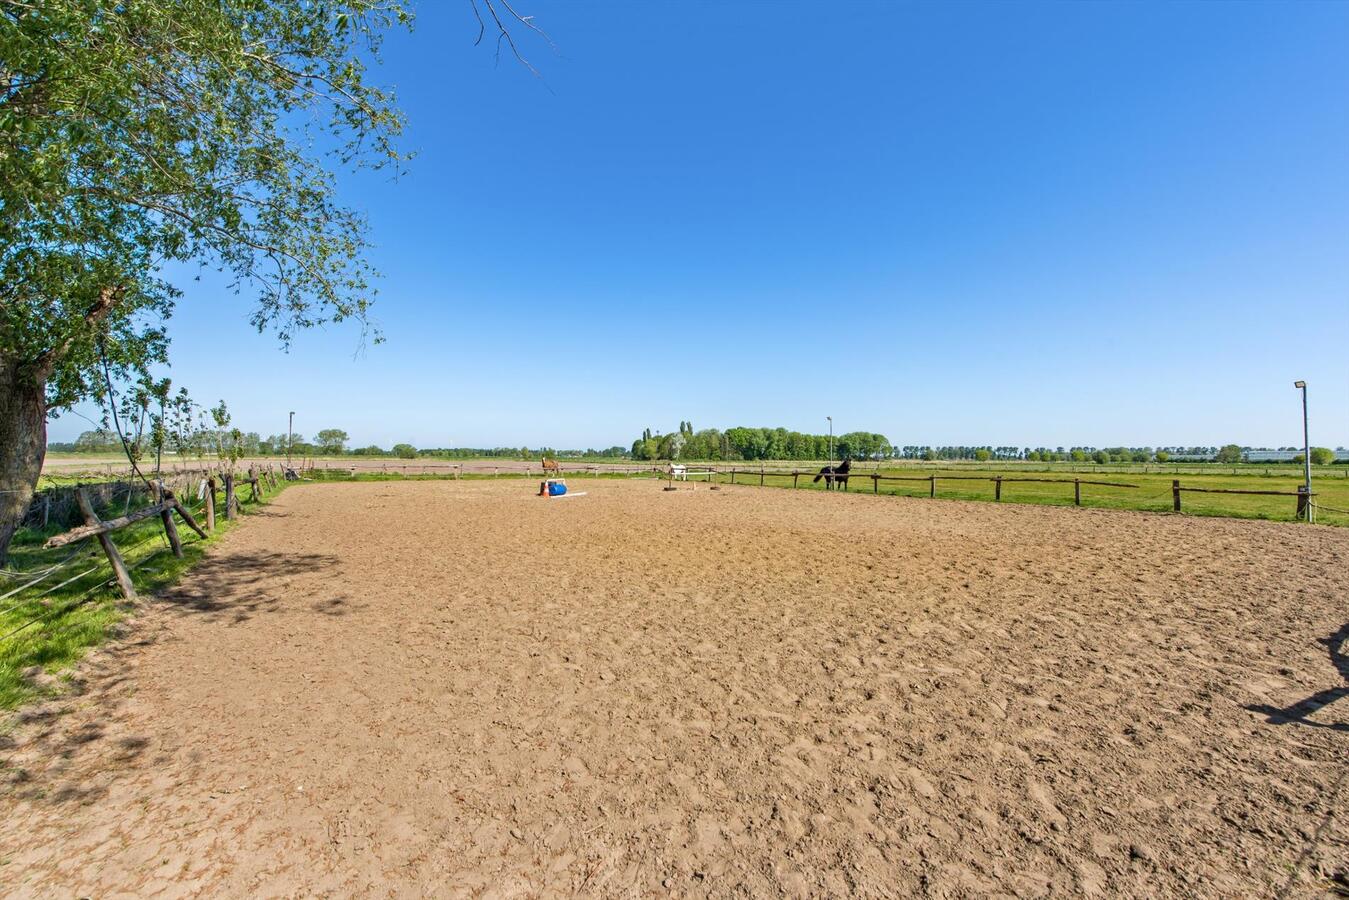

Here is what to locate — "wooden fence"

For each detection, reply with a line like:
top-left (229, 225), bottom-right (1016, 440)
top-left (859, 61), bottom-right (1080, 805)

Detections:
top-left (24, 464), bottom-right (282, 605)
top-left (710, 467), bottom-right (1138, 506)
top-left (21, 481), bottom-right (149, 531)
top-left (31, 460), bottom-right (1326, 527)
top-left (687, 467), bottom-right (1322, 522)
top-left (1171, 479), bottom-right (1315, 521)
top-left (306, 461), bottom-right (657, 478)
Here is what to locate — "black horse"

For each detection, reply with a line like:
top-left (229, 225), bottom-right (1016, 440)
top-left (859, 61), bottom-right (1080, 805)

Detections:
top-left (813, 458), bottom-right (852, 491)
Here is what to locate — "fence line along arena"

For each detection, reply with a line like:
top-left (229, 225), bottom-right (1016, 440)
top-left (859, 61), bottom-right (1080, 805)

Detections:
top-left (1, 478), bottom-right (1346, 896)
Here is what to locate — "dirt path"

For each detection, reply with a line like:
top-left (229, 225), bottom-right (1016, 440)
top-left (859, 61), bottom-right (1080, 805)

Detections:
top-left (2, 480), bottom-right (1346, 897)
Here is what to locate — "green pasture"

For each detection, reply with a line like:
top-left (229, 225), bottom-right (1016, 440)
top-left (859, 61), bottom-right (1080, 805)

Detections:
top-left (702, 463), bottom-right (1349, 526)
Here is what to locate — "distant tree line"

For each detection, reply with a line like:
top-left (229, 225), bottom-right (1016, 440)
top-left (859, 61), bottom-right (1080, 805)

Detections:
top-left (48, 428), bottom-right (1345, 466)
top-left (623, 428), bottom-right (1346, 464)
top-left (47, 428), bottom-right (630, 461)
top-left (410, 446), bottom-right (630, 460)
top-left (630, 423), bottom-right (892, 461)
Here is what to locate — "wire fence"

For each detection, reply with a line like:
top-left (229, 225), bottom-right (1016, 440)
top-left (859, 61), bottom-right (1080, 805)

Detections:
top-left (1, 468), bottom-right (282, 660)
top-left (0, 530), bottom-right (169, 645)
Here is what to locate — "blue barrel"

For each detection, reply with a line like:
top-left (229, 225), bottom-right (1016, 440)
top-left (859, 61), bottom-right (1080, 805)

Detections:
top-left (548, 481), bottom-right (567, 496)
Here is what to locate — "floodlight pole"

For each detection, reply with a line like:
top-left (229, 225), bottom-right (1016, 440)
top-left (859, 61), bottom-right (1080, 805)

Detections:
top-left (827, 416), bottom-right (833, 467)
top-left (1295, 382), bottom-right (1311, 521)
top-left (287, 411), bottom-right (295, 467)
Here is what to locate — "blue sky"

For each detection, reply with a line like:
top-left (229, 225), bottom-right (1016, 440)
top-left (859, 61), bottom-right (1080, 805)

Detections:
top-left (53, 1), bottom-right (1349, 449)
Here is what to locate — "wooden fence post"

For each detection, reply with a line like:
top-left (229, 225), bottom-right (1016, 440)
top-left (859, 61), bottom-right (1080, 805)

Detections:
top-left (760, 466), bottom-right (765, 487)
top-left (168, 492), bottom-right (207, 540)
top-left (224, 473), bottom-right (237, 520)
top-left (1172, 479), bottom-right (1181, 513)
top-left (76, 487), bottom-right (137, 602)
top-left (1296, 487), bottom-right (1311, 521)
top-left (929, 475), bottom-right (936, 498)
top-left (995, 476), bottom-right (1002, 501)
top-left (160, 500), bottom-right (183, 558)
top-left (730, 469), bottom-right (736, 485)
top-left (793, 471), bottom-right (799, 489)
top-left (873, 473), bottom-right (879, 494)
top-left (205, 476), bottom-right (216, 531)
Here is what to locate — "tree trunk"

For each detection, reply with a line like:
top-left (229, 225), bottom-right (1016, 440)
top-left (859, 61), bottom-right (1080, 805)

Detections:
top-left (0, 359), bottom-right (47, 566)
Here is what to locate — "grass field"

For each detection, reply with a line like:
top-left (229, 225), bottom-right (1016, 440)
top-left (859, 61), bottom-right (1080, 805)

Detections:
top-left (700, 463), bottom-right (1349, 526)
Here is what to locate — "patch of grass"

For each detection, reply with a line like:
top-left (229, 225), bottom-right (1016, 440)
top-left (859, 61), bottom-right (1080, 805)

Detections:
top-left (0, 476), bottom-right (288, 711)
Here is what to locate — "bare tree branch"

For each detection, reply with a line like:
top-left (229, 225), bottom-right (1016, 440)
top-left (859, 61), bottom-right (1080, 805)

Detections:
top-left (33, 286), bottom-right (121, 380)
top-left (468, 0), bottom-right (551, 78)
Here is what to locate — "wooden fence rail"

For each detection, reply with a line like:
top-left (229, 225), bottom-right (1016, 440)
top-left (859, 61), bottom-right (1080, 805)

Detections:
top-left (714, 468), bottom-right (1139, 506)
top-left (34, 469), bottom-right (273, 603)
top-left (1172, 479), bottom-right (1314, 520)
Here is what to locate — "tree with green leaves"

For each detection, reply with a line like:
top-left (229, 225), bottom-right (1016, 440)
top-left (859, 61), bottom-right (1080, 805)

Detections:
top-left (1309, 447), bottom-right (1335, 466)
top-left (206, 401), bottom-right (244, 474)
top-left (0, 0), bottom-right (412, 562)
top-left (316, 428), bottom-right (350, 455)
top-left (72, 428), bottom-right (120, 453)
top-left (392, 443), bottom-right (417, 459)
top-left (1215, 444), bottom-right (1244, 464)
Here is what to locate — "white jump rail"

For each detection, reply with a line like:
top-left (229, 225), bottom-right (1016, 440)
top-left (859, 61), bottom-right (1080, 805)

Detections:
top-left (667, 465), bottom-right (717, 481)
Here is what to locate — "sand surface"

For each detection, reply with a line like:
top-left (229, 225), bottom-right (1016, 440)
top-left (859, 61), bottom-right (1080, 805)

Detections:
top-left (1, 479), bottom-right (1346, 897)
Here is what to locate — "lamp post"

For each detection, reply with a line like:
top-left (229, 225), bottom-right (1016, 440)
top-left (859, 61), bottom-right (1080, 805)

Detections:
top-left (1294, 381), bottom-right (1311, 521)
top-left (827, 416), bottom-right (833, 467)
top-left (287, 411), bottom-right (295, 467)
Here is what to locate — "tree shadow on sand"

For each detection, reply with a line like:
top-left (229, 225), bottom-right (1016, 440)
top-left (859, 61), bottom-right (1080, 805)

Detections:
top-left (2, 551), bottom-right (346, 808)
top-left (158, 549), bottom-right (341, 624)
top-left (1247, 623), bottom-right (1349, 733)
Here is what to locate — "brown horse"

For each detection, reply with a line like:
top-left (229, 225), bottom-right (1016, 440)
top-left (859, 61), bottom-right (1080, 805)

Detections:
top-left (541, 457), bottom-right (561, 476)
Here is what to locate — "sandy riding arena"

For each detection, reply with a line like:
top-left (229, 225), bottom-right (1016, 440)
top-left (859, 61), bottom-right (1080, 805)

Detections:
top-left (2, 480), bottom-right (1346, 897)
